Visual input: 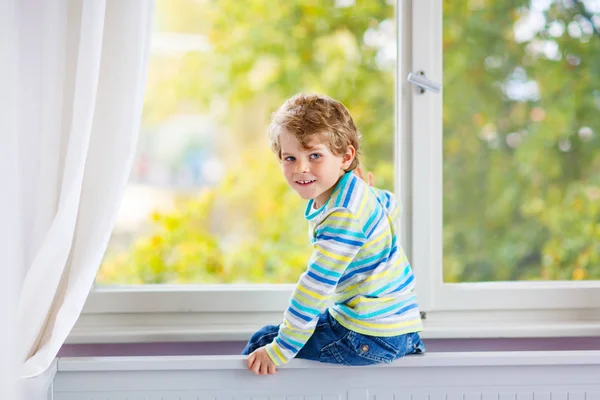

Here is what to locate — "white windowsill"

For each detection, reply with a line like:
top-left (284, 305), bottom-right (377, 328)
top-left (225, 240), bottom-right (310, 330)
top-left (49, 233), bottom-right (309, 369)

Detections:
top-left (68, 313), bottom-right (600, 344)
top-left (57, 350), bottom-right (600, 371)
top-left (68, 285), bottom-right (600, 344)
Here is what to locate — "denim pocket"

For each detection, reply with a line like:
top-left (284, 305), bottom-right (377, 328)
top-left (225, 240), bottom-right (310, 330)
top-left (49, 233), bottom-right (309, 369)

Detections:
top-left (344, 331), bottom-right (405, 364)
top-left (319, 330), bottom-right (407, 366)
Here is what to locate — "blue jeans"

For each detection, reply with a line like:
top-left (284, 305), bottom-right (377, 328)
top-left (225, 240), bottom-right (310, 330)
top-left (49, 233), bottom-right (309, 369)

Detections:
top-left (242, 311), bottom-right (425, 366)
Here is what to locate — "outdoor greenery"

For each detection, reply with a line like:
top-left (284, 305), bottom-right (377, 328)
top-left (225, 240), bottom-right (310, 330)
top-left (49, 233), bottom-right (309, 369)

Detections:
top-left (97, 0), bottom-right (599, 285)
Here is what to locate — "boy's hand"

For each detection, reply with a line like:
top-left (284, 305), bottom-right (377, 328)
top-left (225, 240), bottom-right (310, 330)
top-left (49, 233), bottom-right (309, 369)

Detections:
top-left (246, 347), bottom-right (278, 375)
top-left (354, 166), bottom-right (374, 186)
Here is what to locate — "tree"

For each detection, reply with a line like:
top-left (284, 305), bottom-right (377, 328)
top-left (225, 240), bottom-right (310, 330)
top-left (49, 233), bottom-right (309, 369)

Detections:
top-left (98, 0), bottom-right (396, 284)
top-left (98, 0), bottom-right (600, 285)
top-left (442, 1), bottom-right (600, 281)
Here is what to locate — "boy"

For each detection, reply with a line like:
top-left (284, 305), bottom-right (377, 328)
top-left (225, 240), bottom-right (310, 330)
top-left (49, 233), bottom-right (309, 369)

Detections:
top-left (243, 93), bottom-right (424, 375)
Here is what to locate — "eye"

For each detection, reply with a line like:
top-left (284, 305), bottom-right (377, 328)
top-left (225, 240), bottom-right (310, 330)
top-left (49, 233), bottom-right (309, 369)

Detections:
top-left (284, 156), bottom-right (295, 162)
top-left (310, 153), bottom-right (321, 160)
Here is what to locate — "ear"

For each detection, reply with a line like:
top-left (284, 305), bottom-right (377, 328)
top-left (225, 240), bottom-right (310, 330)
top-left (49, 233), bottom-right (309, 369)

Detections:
top-left (341, 145), bottom-right (356, 170)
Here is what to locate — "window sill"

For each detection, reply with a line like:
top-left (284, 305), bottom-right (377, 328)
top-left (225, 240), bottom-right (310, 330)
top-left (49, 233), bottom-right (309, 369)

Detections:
top-left (69, 300), bottom-right (600, 344)
top-left (419, 307), bottom-right (600, 338)
top-left (57, 350), bottom-right (600, 371)
top-left (71, 285), bottom-right (600, 344)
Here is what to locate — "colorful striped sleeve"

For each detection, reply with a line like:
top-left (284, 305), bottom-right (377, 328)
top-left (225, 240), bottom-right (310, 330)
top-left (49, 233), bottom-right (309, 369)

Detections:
top-left (264, 209), bottom-right (367, 366)
top-left (370, 187), bottom-right (400, 221)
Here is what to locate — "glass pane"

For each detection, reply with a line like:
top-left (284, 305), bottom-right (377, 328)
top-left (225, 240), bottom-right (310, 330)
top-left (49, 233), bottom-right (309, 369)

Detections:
top-left (443, 0), bottom-right (600, 282)
top-left (97, 0), bottom-right (396, 285)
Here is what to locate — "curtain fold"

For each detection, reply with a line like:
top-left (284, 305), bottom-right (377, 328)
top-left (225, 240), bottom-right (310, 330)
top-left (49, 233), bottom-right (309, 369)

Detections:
top-left (0, 0), bottom-right (20, 398)
top-left (4, 1), bottom-right (155, 398)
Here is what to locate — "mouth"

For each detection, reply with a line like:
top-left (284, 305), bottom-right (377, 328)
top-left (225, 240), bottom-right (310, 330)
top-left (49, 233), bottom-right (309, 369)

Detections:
top-left (295, 179), bottom-right (316, 186)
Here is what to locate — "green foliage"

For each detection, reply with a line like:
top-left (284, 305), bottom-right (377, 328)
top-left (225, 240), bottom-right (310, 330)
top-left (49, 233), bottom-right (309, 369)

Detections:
top-left (98, 149), bottom-right (312, 284)
top-left (98, 0), bottom-right (600, 285)
top-left (141, 0), bottom-right (396, 184)
top-left (442, 1), bottom-right (600, 281)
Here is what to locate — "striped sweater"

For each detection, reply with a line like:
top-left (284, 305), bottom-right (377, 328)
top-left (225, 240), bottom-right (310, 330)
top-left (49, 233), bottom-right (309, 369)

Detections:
top-left (265, 171), bottom-right (422, 366)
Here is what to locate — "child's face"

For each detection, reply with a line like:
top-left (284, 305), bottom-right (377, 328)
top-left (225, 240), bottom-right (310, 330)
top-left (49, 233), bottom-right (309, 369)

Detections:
top-left (279, 130), bottom-right (355, 208)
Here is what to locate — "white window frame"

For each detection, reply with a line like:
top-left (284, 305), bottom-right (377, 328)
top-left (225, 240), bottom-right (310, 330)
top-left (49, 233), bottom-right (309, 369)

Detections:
top-left (410, 0), bottom-right (600, 324)
top-left (69, 0), bottom-right (600, 345)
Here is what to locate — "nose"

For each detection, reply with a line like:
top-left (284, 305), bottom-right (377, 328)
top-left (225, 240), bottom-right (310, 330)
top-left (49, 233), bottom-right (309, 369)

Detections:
top-left (295, 159), bottom-right (310, 174)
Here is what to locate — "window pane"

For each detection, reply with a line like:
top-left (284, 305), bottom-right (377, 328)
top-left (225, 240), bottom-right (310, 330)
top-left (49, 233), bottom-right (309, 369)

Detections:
top-left (97, 0), bottom-right (396, 285)
top-left (443, 0), bottom-right (600, 282)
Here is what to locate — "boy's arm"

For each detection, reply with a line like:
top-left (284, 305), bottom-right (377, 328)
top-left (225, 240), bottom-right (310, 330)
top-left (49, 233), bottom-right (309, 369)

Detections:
top-left (264, 209), bottom-right (366, 366)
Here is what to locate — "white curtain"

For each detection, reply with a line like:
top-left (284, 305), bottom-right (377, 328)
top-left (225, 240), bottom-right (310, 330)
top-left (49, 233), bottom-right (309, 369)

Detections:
top-left (1, 1), bottom-right (155, 398)
top-left (0, 1), bottom-right (20, 398)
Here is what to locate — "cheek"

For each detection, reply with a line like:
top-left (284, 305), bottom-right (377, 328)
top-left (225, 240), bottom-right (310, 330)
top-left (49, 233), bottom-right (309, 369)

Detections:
top-left (281, 164), bottom-right (293, 178)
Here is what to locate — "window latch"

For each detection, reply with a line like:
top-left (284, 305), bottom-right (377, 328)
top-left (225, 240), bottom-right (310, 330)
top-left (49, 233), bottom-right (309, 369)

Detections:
top-left (407, 71), bottom-right (441, 95)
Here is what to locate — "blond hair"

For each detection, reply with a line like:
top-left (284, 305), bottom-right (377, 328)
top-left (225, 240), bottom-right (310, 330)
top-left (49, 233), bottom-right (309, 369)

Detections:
top-left (268, 93), bottom-right (361, 171)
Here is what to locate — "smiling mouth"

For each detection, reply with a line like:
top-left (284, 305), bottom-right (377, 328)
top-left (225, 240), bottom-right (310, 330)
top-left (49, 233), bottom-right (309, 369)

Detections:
top-left (296, 179), bottom-right (316, 186)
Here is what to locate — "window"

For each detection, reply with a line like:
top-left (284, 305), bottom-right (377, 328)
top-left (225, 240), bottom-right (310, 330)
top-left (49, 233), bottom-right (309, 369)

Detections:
top-left (75, 0), bottom-right (600, 343)
top-left (96, 0), bottom-right (398, 286)
top-left (412, 0), bottom-right (600, 314)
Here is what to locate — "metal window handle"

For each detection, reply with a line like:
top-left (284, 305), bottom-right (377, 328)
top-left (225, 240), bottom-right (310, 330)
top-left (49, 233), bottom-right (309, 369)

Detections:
top-left (407, 71), bottom-right (442, 94)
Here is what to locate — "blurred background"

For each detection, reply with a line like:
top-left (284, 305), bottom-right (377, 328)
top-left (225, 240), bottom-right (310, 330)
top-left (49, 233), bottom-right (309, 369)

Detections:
top-left (96, 0), bottom-right (600, 285)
